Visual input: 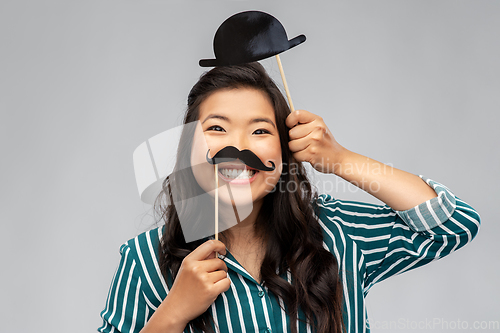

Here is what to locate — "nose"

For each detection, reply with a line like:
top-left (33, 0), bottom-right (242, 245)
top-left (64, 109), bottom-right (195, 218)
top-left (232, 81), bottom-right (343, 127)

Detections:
top-left (227, 131), bottom-right (251, 152)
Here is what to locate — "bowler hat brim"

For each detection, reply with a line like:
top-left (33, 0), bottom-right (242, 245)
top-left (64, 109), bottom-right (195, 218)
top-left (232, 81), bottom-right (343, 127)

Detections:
top-left (199, 34), bottom-right (306, 67)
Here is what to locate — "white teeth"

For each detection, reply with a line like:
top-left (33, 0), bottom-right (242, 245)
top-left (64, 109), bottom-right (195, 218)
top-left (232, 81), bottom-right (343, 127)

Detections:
top-left (219, 168), bottom-right (256, 179)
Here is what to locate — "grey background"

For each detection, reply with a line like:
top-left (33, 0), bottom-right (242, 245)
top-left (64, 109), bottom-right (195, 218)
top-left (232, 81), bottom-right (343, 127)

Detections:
top-left (1, 0), bottom-right (499, 332)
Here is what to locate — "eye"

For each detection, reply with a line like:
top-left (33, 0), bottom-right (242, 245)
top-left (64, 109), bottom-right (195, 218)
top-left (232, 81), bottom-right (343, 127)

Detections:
top-left (253, 128), bottom-right (271, 135)
top-left (207, 125), bottom-right (225, 132)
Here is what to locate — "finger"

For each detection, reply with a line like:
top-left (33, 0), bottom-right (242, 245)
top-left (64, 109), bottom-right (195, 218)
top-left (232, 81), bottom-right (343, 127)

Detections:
top-left (288, 135), bottom-right (312, 153)
top-left (206, 249), bottom-right (227, 260)
top-left (291, 123), bottom-right (328, 146)
top-left (286, 110), bottom-right (318, 129)
top-left (291, 149), bottom-right (313, 164)
top-left (206, 252), bottom-right (216, 260)
top-left (213, 277), bottom-right (231, 294)
top-left (288, 122), bottom-right (315, 140)
top-left (207, 270), bottom-right (228, 283)
top-left (188, 240), bottom-right (227, 261)
top-left (199, 258), bottom-right (228, 273)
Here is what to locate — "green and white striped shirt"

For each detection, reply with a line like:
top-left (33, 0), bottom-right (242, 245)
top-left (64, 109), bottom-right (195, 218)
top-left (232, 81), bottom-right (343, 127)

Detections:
top-left (98, 177), bottom-right (480, 333)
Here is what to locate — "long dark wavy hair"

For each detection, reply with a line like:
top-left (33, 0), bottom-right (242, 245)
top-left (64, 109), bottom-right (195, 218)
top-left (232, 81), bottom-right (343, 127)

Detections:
top-left (154, 62), bottom-right (344, 333)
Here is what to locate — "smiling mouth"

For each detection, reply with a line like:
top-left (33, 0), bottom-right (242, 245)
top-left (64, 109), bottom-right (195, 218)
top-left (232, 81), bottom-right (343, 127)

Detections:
top-left (217, 165), bottom-right (259, 181)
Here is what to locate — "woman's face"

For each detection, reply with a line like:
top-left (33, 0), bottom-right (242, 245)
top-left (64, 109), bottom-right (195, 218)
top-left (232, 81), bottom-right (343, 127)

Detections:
top-left (190, 87), bottom-right (283, 208)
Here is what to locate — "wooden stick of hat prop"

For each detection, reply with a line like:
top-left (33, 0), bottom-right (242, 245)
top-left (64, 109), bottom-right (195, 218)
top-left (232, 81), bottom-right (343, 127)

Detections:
top-left (275, 54), bottom-right (296, 112)
top-left (200, 10), bottom-right (306, 250)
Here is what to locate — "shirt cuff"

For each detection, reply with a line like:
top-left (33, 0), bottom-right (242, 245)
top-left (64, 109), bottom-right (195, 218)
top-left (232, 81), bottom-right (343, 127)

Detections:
top-left (395, 175), bottom-right (457, 232)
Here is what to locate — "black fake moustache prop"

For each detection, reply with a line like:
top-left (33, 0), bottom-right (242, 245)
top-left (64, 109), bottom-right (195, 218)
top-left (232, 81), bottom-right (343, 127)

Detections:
top-left (206, 146), bottom-right (275, 172)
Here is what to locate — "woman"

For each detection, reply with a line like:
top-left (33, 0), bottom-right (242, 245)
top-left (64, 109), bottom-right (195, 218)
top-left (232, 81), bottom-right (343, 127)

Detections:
top-left (98, 63), bottom-right (480, 333)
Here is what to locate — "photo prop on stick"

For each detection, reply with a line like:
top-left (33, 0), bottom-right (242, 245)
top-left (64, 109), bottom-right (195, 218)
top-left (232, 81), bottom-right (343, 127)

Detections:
top-left (199, 10), bottom-right (306, 67)
top-left (199, 10), bottom-right (306, 112)
top-left (205, 145), bottom-right (276, 247)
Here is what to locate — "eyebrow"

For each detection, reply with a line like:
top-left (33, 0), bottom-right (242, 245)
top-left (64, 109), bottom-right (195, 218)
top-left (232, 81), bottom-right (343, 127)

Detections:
top-left (249, 117), bottom-right (276, 129)
top-left (202, 114), bottom-right (230, 124)
top-left (202, 114), bottom-right (276, 129)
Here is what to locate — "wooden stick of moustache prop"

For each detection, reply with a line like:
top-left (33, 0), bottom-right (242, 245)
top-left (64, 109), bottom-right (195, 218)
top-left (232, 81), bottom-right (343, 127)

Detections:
top-left (214, 164), bottom-right (238, 258)
top-left (215, 164), bottom-right (219, 257)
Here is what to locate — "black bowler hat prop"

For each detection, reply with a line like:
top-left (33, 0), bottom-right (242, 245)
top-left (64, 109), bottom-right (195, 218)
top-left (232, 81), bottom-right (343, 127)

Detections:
top-left (199, 10), bottom-right (305, 112)
top-left (199, 11), bottom-right (306, 67)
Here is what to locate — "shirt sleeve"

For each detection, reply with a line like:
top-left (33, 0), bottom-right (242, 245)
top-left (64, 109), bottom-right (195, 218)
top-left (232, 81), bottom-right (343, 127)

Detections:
top-left (317, 176), bottom-right (480, 295)
top-left (98, 243), bottom-right (149, 333)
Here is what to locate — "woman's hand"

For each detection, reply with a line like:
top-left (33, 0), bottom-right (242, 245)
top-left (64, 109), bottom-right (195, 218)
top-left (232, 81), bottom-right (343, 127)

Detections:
top-left (168, 240), bottom-right (230, 323)
top-left (286, 110), bottom-right (346, 174)
top-left (285, 109), bottom-right (437, 211)
top-left (141, 240), bottom-right (230, 333)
